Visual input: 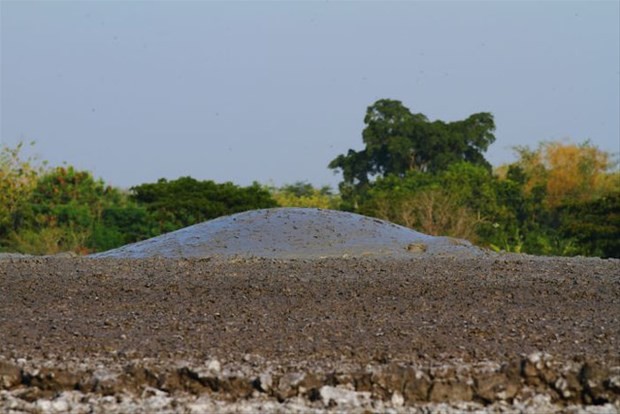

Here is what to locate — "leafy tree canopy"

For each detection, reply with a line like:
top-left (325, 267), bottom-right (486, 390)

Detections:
top-left (358, 162), bottom-right (501, 242)
top-left (131, 176), bottom-right (278, 233)
top-left (502, 140), bottom-right (618, 208)
top-left (558, 191), bottom-right (620, 258)
top-left (0, 142), bottom-right (41, 238)
top-left (329, 99), bottom-right (496, 188)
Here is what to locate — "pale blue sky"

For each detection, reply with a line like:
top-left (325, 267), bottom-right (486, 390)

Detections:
top-left (1, 1), bottom-right (619, 190)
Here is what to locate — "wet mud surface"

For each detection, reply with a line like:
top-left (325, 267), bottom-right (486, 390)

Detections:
top-left (1, 255), bottom-right (619, 412)
top-left (91, 208), bottom-right (483, 259)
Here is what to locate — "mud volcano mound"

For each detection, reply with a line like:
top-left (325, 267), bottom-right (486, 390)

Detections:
top-left (93, 207), bottom-right (483, 259)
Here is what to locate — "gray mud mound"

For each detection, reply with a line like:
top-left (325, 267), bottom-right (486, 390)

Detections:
top-left (92, 207), bottom-right (485, 259)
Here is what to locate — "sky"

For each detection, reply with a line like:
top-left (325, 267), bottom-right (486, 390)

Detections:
top-left (1, 1), bottom-right (619, 190)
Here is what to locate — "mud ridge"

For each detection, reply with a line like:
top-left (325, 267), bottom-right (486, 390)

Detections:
top-left (1, 354), bottom-right (619, 405)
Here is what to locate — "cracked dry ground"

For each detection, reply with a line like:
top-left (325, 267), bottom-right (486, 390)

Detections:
top-left (0, 256), bottom-right (619, 412)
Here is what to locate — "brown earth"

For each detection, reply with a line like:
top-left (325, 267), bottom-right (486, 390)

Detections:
top-left (0, 255), bottom-right (619, 412)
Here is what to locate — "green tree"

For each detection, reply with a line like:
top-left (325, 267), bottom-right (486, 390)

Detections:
top-left (131, 176), bottom-right (278, 233)
top-left (359, 163), bottom-right (500, 242)
top-left (27, 166), bottom-right (122, 227)
top-left (329, 99), bottom-right (496, 191)
top-left (491, 140), bottom-right (619, 256)
top-left (557, 191), bottom-right (620, 258)
top-left (506, 140), bottom-right (616, 208)
top-left (89, 205), bottom-right (156, 251)
top-left (0, 142), bottom-right (42, 244)
top-left (8, 166), bottom-right (125, 254)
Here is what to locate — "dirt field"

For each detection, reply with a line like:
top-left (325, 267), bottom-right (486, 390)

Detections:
top-left (1, 255), bottom-right (619, 413)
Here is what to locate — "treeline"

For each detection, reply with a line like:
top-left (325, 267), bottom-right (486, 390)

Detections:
top-left (1, 99), bottom-right (618, 257)
top-left (328, 100), bottom-right (619, 258)
top-left (0, 146), bottom-right (274, 254)
top-left (0, 144), bottom-right (340, 254)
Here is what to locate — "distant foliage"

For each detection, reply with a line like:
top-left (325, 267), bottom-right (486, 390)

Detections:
top-left (1, 103), bottom-right (617, 259)
top-left (0, 142), bottom-right (42, 241)
top-left (0, 142), bottom-right (281, 254)
top-left (6, 165), bottom-right (130, 254)
top-left (333, 114), bottom-right (619, 258)
top-left (89, 205), bottom-right (156, 252)
top-left (557, 191), bottom-right (619, 258)
top-left (329, 99), bottom-right (496, 209)
top-left (131, 177), bottom-right (278, 234)
top-left (27, 166), bottom-right (121, 227)
top-left (359, 163), bottom-right (495, 242)
top-left (492, 140), bottom-right (619, 257)
top-left (507, 141), bottom-right (616, 208)
top-left (0, 142), bottom-right (155, 254)
top-left (270, 181), bottom-right (340, 210)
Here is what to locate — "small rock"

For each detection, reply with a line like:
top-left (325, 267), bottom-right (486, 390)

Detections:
top-left (223, 376), bottom-right (254, 398)
top-left (187, 396), bottom-right (214, 414)
top-left (88, 368), bottom-right (120, 395)
top-left (256, 372), bottom-right (273, 393)
top-left (143, 394), bottom-right (173, 411)
top-left (297, 372), bottom-right (322, 396)
top-left (372, 363), bottom-right (407, 399)
top-left (29, 368), bottom-right (80, 392)
top-left (402, 368), bottom-right (431, 403)
top-left (523, 352), bottom-right (555, 387)
top-left (35, 399), bottom-right (54, 412)
top-left (580, 361), bottom-right (612, 404)
top-left (141, 386), bottom-right (168, 398)
top-left (475, 373), bottom-right (518, 402)
top-left (205, 359), bottom-right (221, 376)
top-left (553, 371), bottom-right (581, 402)
top-left (50, 398), bottom-right (70, 412)
top-left (429, 381), bottom-right (473, 403)
top-left (319, 385), bottom-right (369, 408)
top-left (607, 374), bottom-right (620, 392)
top-left (0, 361), bottom-right (21, 389)
top-left (407, 243), bottom-right (427, 253)
top-left (391, 390), bottom-right (404, 407)
top-left (276, 372), bottom-right (305, 400)
top-left (352, 371), bottom-right (373, 393)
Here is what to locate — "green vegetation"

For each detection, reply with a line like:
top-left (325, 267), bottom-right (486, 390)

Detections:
top-left (1, 99), bottom-right (618, 257)
top-left (328, 101), bottom-right (618, 258)
top-left (268, 181), bottom-right (340, 210)
top-left (0, 142), bottom-right (41, 240)
top-left (131, 177), bottom-right (277, 234)
top-left (329, 99), bottom-right (496, 210)
top-left (0, 147), bottom-right (277, 254)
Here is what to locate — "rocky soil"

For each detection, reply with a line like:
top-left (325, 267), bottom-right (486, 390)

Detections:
top-left (0, 255), bottom-right (619, 413)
